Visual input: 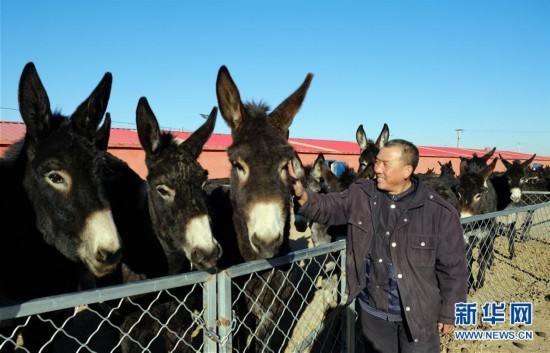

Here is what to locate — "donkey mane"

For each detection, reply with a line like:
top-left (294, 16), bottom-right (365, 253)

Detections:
top-left (145, 131), bottom-right (210, 178)
top-left (244, 100), bottom-right (271, 116)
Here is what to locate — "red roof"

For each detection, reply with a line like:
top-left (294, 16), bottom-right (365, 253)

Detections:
top-left (1, 121), bottom-right (548, 161)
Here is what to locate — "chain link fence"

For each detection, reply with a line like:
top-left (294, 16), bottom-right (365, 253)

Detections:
top-left (442, 193), bottom-right (550, 351)
top-left (1, 193), bottom-right (549, 352)
top-left (1, 242), bottom-right (353, 353)
top-left (462, 193), bottom-right (550, 303)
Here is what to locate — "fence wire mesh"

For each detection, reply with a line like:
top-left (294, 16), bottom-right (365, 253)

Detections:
top-left (0, 272), bottom-right (217, 353)
top-left (461, 197), bottom-right (550, 304)
top-left (1, 194), bottom-right (549, 353)
top-left (1, 243), bottom-right (351, 353)
top-left (219, 245), bottom-right (348, 353)
top-left (441, 193), bottom-right (550, 351)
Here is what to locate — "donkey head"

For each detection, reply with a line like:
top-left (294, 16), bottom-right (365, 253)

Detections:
top-left (18, 62), bottom-right (122, 278)
top-left (356, 123), bottom-right (389, 179)
top-left (456, 158), bottom-right (498, 218)
top-left (216, 65), bottom-right (313, 260)
top-left (291, 152), bottom-right (325, 194)
top-left (459, 147), bottom-right (496, 175)
top-left (137, 97), bottom-right (221, 270)
top-left (438, 160), bottom-right (456, 177)
top-left (500, 154), bottom-right (536, 204)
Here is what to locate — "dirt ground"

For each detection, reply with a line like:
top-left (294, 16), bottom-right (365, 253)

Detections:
top-left (287, 210), bottom-right (550, 353)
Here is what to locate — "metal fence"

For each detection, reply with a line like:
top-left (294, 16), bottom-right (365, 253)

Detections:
top-left (0, 242), bottom-right (351, 353)
top-left (1, 193), bottom-right (549, 353)
top-left (461, 193), bottom-right (550, 303)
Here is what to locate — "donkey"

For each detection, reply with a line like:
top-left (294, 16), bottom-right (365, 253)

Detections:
top-left (438, 160), bottom-right (456, 177)
top-left (291, 152), bottom-right (331, 245)
top-left (491, 154), bottom-right (537, 259)
top-left (419, 163), bottom-right (460, 209)
top-left (115, 99), bottom-right (222, 353)
top-left (215, 65), bottom-right (313, 351)
top-left (94, 114), bottom-right (169, 285)
top-left (0, 62), bottom-right (122, 352)
top-left (417, 167), bottom-right (436, 178)
top-left (356, 123), bottom-right (389, 179)
top-left (456, 158), bottom-right (498, 291)
top-left (459, 147), bottom-right (496, 175)
top-left (492, 154), bottom-right (537, 211)
top-left (136, 97), bottom-right (221, 273)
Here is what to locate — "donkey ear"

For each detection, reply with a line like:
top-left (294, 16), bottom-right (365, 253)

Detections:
top-left (216, 66), bottom-right (246, 132)
top-left (18, 62), bottom-right (53, 140)
top-left (315, 153), bottom-right (325, 164)
top-left (313, 153), bottom-right (325, 180)
top-left (181, 106), bottom-right (217, 159)
top-left (269, 73), bottom-right (314, 135)
top-left (291, 152), bottom-right (305, 179)
top-left (481, 147), bottom-right (496, 162)
top-left (522, 154), bottom-right (536, 168)
top-left (95, 113), bottom-right (111, 151)
top-left (482, 158), bottom-right (498, 180)
top-left (356, 124), bottom-right (368, 151)
top-left (459, 156), bottom-right (469, 175)
top-left (375, 123), bottom-right (389, 149)
top-left (71, 72), bottom-right (113, 140)
top-left (499, 154), bottom-right (512, 169)
top-left (136, 97), bottom-right (162, 155)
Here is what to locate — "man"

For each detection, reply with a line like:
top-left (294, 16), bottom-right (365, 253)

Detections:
top-left (292, 139), bottom-right (467, 353)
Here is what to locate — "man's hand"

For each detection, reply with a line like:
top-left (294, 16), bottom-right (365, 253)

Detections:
top-left (292, 180), bottom-right (308, 206)
top-left (438, 323), bottom-right (454, 335)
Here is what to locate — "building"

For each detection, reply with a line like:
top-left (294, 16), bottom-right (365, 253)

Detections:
top-left (1, 121), bottom-right (549, 178)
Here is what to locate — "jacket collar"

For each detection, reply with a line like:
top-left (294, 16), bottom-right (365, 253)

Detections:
top-left (355, 176), bottom-right (428, 209)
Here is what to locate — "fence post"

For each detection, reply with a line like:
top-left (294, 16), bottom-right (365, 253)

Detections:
top-left (217, 270), bottom-right (233, 353)
top-left (203, 273), bottom-right (218, 353)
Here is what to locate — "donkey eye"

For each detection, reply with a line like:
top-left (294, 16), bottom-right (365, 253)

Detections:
top-left (156, 185), bottom-right (175, 200)
top-left (48, 173), bottom-right (65, 184)
top-left (232, 161), bottom-right (246, 174)
top-left (474, 193), bottom-right (482, 201)
top-left (234, 162), bottom-right (244, 172)
top-left (44, 170), bottom-right (71, 191)
top-left (158, 188), bottom-right (168, 196)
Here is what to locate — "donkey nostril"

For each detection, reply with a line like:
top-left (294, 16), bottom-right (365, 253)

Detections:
top-left (96, 247), bottom-right (122, 265)
top-left (192, 248), bottom-right (205, 265)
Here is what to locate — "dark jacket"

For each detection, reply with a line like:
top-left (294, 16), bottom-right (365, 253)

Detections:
top-left (299, 178), bottom-right (468, 342)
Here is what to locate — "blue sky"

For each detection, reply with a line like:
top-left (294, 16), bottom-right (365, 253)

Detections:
top-left (1, 0), bottom-right (549, 156)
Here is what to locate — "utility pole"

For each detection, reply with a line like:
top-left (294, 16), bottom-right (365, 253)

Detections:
top-left (455, 129), bottom-right (464, 148)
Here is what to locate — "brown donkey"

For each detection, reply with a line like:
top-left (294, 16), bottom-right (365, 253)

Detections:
top-left (214, 65), bottom-right (313, 351)
top-left (216, 65), bottom-right (313, 262)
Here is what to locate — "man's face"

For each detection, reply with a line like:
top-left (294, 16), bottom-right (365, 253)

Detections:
top-left (374, 146), bottom-right (412, 194)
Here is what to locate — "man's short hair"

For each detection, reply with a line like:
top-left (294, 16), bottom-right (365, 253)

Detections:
top-left (384, 139), bottom-right (419, 171)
